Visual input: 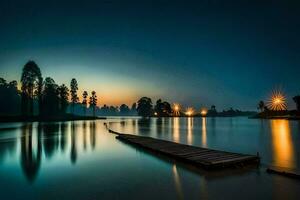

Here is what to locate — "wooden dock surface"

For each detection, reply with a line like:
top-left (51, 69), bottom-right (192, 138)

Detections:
top-left (107, 126), bottom-right (260, 169)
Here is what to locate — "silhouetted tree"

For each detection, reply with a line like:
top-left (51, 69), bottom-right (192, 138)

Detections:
top-left (58, 84), bottom-right (69, 114)
top-left (36, 77), bottom-right (43, 116)
top-left (211, 105), bottom-right (216, 112)
top-left (0, 78), bottom-right (6, 86)
top-left (89, 91), bottom-right (97, 117)
top-left (120, 104), bottom-right (130, 115)
top-left (70, 78), bottom-right (79, 114)
top-left (41, 77), bottom-right (59, 116)
top-left (207, 105), bottom-right (217, 116)
top-left (137, 97), bottom-right (153, 117)
top-left (21, 61), bottom-right (42, 116)
top-left (100, 104), bottom-right (109, 115)
top-left (82, 91), bottom-right (88, 116)
top-left (293, 96), bottom-right (300, 112)
top-left (130, 102), bottom-right (137, 115)
top-left (154, 99), bottom-right (172, 117)
top-left (0, 78), bottom-right (20, 115)
top-left (257, 101), bottom-right (265, 112)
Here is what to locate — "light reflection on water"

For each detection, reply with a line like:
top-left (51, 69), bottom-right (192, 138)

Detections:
top-left (173, 117), bottom-right (180, 143)
top-left (172, 164), bottom-right (184, 200)
top-left (1, 118), bottom-right (300, 199)
top-left (110, 117), bottom-right (300, 170)
top-left (270, 120), bottom-right (295, 169)
top-left (18, 121), bottom-right (99, 182)
top-left (202, 117), bottom-right (207, 147)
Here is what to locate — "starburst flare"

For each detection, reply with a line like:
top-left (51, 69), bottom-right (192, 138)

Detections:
top-left (267, 90), bottom-right (287, 111)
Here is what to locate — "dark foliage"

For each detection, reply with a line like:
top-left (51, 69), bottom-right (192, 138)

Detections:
top-left (0, 78), bottom-right (20, 115)
top-left (21, 61), bottom-right (42, 116)
top-left (154, 99), bottom-right (172, 117)
top-left (137, 97), bottom-right (153, 117)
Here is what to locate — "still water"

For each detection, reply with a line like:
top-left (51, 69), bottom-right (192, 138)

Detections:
top-left (0, 117), bottom-right (300, 199)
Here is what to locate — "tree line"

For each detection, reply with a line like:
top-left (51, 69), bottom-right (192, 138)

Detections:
top-left (0, 61), bottom-right (100, 117)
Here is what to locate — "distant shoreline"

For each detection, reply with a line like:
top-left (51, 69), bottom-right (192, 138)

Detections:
top-left (0, 114), bottom-right (106, 123)
top-left (250, 116), bottom-right (300, 120)
top-left (250, 110), bottom-right (300, 120)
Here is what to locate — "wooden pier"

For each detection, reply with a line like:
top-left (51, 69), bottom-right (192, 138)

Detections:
top-left (107, 126), bottom-right (260, 169)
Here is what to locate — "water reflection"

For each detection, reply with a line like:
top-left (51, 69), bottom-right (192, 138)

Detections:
top-left (71, 122), bottom-right (77, 164)
top-left (173, 117), bottom-right (180, 143)
top-left (187, 117), bottom-right (193, 145)
top-left (172, 164), bottom-right (184, 200)
top-left (16, 122), bottom-right (99, 182)
top-left (270, 120), bottom-right (295, 169)
top-left (202, 118), bottom-right (207, 147)
top-left (90, 121), bottom-right (96, 149)
top-left (20, 124), bottom-right (42, 183)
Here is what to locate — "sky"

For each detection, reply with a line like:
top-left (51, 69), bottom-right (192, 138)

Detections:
top-left (0, 0), bottom-right (300, 110)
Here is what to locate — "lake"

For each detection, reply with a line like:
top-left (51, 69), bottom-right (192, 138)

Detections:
top-left (0, 117), bottom-right (300, 199)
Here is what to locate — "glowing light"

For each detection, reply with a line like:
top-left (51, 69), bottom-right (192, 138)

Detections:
top-left (185, 107), bottom-right (194, 116)
top-left (201, 108), bottom-right (207, 116)
top-left (267, 90), bottom-right (287, 111)
top-left (173, 103), bottom-right (181, 116)
top-left (154, 112), bottom-right (158, 116)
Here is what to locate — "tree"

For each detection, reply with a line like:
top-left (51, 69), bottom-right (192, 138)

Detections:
top-left (131, 102), bottom-right (137, 115)
top-left (58, 84), bottom-right (69, 114)
top-left (154, 99), bottom-right (172, 117)
top-left (257, 101), bottom-right (265, 112)
top-left (100, 104), bottom-right (109, 115)
top-left (42, 77), bottom-right (59, 116)
top-left (36, 77), bottom-right (43, 116)
top-left (137, 97), bottom-right (153, 117)
top-left (89, 91), bottom-right (97, 117)
top-left (120, 104), bottom-right (130, 115)
top-left (20, 61), bottom-right (42, 116)
top-left (0, 78), bottom-right (20, 115)
top-left (293, 96), bottom-right (300, 112)
top-left (70, 78), bottom-right (79, 114)
top-left (82, 91), bottom-right (88, 116)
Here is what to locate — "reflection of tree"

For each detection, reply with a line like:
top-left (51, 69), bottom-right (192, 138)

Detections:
top-left (83, 121), bottom-right (87, 150)
top-left (20, 123), bottom-right (42, 183)
top-left (60, 122), bottom-right (68, 152)
top-left (156, 118), bottom-right (163, 135)
top-left (0, 131), bottom-right (16, 163)
top-left (43, 123), bottom-right (59, 158)
top-left (138, 118), bottom-right (151, 135)
top-left (70, 122), bottom-right (77, 164)
top-left (90, 121), bottom-right (96, 149)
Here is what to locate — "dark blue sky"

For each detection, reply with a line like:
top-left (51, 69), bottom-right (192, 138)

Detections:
top-left (0, 0), bottom-right (300, 110)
